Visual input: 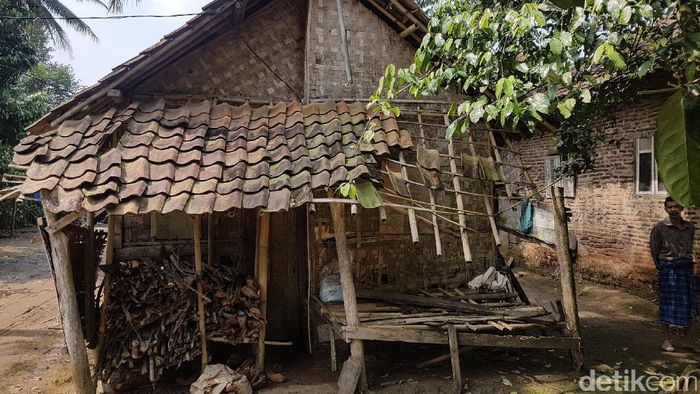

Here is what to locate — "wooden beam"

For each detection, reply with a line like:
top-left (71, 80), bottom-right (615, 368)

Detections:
top-left (193, 215), bottom-right (209, 370)
top-left (40, 192), bottom-right (95, 394)
top-left (444, 115), bottom-right (473, 263)
top-left (84, 212), bottom-right (96, 346)
top-left (334, 0), bottom-right (352, 84)
top-left (327, 193), bottom-right (368, 392)
top-left (345, 326), bottom-right (582, 349)
top-left (47, 209), bottom-right (86, 235)
top-left (552, 186), bottom-right (584, 370)
top-left (255, 211), bottom-right (271, 371)
top-left (448, 326), bottom-right (462, 394)
top-left (400, 23), bottom-right (418, 38)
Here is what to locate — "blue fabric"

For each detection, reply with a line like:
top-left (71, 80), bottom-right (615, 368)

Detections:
top-left (520, 199), bottom-right (534, 234)
top-left (658, 258), bottom-right (697, 327)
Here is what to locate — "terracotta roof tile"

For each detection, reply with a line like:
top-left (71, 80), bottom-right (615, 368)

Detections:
top-left (15, 99), bottom-right (412, 214)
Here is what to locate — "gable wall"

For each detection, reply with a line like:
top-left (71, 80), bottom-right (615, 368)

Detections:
top-left (511, 96), bottom-right (700, 294)
top-left (133, 0), bottom-right (306, 100)
top-left (305, 0), bottom-right (417, 99)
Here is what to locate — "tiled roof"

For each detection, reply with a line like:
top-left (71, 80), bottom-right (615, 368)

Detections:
top-left (14, 99), bottom-right (412, 215)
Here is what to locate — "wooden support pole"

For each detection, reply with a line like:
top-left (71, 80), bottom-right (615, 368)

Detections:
top-left (448, 326), bottom-right (462, 394)
top-left (193, 216), bottom-right (209, 370)
top-left (464, 127), bottom-right (501, 246)
top-left (329, 326), bottom-right (337, 372)
top-left (327, 193), bottom-right (368, 392)
top-left (487, 128), bottom-right (513, 199)
top-left (552, 186), bottom-right (584, 370)
top-left (399, 150), bottom-right (420, 244)
top-left (207, 213), bottom-right (215, 264)
top-left (85, 212), bottom-right (96, 346)
top-left (95, 215), bottom-right (115, 384)
top-left (10, 199), bottom-right (16, 237)
top-left (40, 192), bottom-right (95, 394)
top-left (418, 109), bottom-right (442, 257)
top-left (255, 211), bottom-right (271, 371)
top-left (444, 115), bottom-right (473, 263)
top-left (334, 0), bottom-right (352, 84)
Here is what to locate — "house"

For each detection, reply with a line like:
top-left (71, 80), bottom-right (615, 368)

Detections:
top-left (507, 91), bottom-right (700, 294)
top-left (10, 0), bottom-right (584, 392)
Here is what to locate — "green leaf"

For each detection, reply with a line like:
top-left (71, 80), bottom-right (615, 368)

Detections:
top-left (619, 6), bottom-right (633, 25)
top-left (655, 92), bottom-right (700, 207)
top-left (639, 4), bottom-right (653, 18)
top-left (528, 93), bottom-right (550, 114)
top-left (445, 120), bottom-right (458, 140)
top-left (580, 88), bottom-right (591, 103)
top-left (496, 78), bottom-right (505, 98)
top-left (606, 47), bottom-right (627, 70)
top-left (503, 78), bottom-right (514, 97)
top-left (550, 37), bottom-right (563, 55)
top-left (515, 63), bottom-right (529, 73)
top-left (355, 182), bottom-right (381, 208)
top-left (470, 101), bottom-right (485, 123)
top-left (638, 60), bottom-right (653, 78)
top-left (593, 43), bottom-right (607, 63)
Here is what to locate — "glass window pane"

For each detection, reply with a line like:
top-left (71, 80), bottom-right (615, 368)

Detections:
top-left (638, 152), bottom-right (652, 192)
top-left (638, 138), bottom-right (652, 152)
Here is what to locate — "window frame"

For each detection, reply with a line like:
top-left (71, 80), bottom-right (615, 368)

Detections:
top-left (544, 155), bottom-right (576, 198)
top-left (635, 137), bottom-right (667, 196)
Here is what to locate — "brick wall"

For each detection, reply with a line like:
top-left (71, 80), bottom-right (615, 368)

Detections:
top-left (513, 95), bottom-right (700, 288)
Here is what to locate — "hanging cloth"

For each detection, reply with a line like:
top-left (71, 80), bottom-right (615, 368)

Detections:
top-left (519, 199), bottom-right (534, 234)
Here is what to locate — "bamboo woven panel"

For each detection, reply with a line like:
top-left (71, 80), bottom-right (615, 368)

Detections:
top-left (135, 0), bottom-right (305, 100)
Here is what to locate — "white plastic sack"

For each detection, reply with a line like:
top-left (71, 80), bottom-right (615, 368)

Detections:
top-left (319, 259), bottom-right (343, 303)
top-left (467, 266), bottom-right (509, 292)
top-left (190, 364), bottom-right (253, 394)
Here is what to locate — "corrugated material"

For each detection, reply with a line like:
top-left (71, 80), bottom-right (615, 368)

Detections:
top-left (14, 99), bottom-right (413, 215)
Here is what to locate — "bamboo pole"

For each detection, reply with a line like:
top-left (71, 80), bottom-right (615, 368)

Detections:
top-left (40, 191), bottom-right (95, 394)
top-left (327, 192), bottom-right (367, 392)
top-left (255, 211), bottom-right (271, 371)
top-left (399, 150), bottom-right (420, 244)
top-left (552, 186), bottom-right (584, 370)
top-left (418, 108), bottom-right (442, 256)
top-left (487, 127), bottom-right (513, 199)
top-left (193, 216), bottom-right (209, 370)
top-left (85, 212), bottom-right (96, 346)
top-left (444, 115), bottom-right (473, 263)
top-left (463, 127), bottom-right (502, 246)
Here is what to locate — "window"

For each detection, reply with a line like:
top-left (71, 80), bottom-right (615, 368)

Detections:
top-left (636, 137), bottom-right (666, 195)
top-left (544, 155), bottom-right (575, 198)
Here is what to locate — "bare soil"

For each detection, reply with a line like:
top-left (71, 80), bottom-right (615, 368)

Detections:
top-left (1, 231), bottom-right (699, 393)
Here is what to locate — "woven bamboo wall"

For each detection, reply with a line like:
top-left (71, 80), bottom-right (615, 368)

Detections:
top-left (305, 0), bottom-right (418, 99)
top-left (133, 0), bottom-right (306, 100)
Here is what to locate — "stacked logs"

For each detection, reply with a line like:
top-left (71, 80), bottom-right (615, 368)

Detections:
top-left (98, 253), bottom-right (264, 389)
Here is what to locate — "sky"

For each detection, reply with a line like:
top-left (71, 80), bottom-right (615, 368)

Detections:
top-left (52, 0), bottom-right (212, 87)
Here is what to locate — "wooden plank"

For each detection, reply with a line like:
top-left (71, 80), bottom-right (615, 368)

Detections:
top-left (444, 115), bottom-right (473, 263)
top-left (40, 192), bottom-right (95, 394)
top-left (46, 209), bottom-right (86, 235)
top-left (448, 326), bottom-right (462, 394)
top-left (329, 326), bottom-right (337, 372)
top-left (345, 326), bottom-right (581, 349)
top-left (255, 211), bottom-right (271, 370)
top-left (95, 215), bottom-right (115, 385)
top-left (328, 196), bottom-right (367, 392)
top-left (552, 186), bottom-right (584, 369)
top-left (417, 109), bottom-right (442, 257)
top-left (399, 150), bottom-right (420, 244)
top-left (193, 216), bottom-right (208, 370)
top-left (337, 357), bottom-right (362, 394)
top-left (357, 289), bottom-right (493, 314)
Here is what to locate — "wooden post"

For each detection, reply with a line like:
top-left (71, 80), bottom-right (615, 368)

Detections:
top-left (40, 191), bottom-right (95, 394)
top-left (85, 212), bottom-right (96, 345)
top-left (329, 326), bottom-right (337, 372)
top-left (255, 211), bottom-right (271, 371)
top-left (552, 186), bottom-right (584, 369)
top-left (399, 150), bottom-right (420, 244)
top-left (327, 194), bottom-right (368, 392)
top-left (207, 213), bottom-right (215, 265)
top-left (193, 216), bottom-right (209, 370)
top-left (95, 215), bottom-right (115, 382)
top-left (448, 325), bottom-right (462, 394)
top-left (444, 115), bottom-right (473, 263)
top-left (418, 108), bottom-right (442, 256)
top-left (10, 199), bottom-right (17, 237)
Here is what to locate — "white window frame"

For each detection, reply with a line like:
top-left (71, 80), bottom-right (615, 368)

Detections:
top-left (635, 137), bottom-right (666, 195)
top-left (544, 155), bottom-right (575, 198)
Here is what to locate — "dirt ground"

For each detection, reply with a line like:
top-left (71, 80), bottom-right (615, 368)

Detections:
top-left (2, 231), bottom-right (700, 393)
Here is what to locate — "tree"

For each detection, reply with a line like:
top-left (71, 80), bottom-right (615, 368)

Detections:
top-left (370, 0), bottom-right (700, 206)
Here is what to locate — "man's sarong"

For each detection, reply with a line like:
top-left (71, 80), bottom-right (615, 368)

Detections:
top-left (658, 258), bottom-right (697, 327)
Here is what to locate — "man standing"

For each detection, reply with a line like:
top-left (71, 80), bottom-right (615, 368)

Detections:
top-left (650, 197), bottom-right (697, 352)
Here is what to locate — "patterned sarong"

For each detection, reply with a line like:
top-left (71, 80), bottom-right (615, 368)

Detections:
top-left (658, 258), bottom-right (697, 327)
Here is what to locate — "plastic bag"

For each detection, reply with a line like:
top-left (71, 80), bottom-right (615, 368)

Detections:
top-left (319, 259), bottom-right (343, 303)
top-left (467, 266), bottom-right (510, 292)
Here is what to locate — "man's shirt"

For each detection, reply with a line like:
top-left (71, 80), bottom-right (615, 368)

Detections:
top-left (650, 216), bottom-right (696, 264)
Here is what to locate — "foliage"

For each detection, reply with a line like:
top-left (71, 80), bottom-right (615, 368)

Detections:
top-left (368, 0), bottom-right (700, 202)
top-left (655, 91), bottom-right (700, 207)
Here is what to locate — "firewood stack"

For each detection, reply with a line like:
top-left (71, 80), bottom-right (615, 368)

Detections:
top-left (98, 253), bottom-right (264, 389)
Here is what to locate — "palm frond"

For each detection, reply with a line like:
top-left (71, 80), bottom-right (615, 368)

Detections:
top-left (40, 0), bottom-right (99, 43)
top-left (106, 0), bottom-right (142, 14)
top-left (36, 3), bottom-right (72, 52)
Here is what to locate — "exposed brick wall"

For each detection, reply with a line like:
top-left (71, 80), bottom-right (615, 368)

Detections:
top-left (513, 95), bottom-right (700, 287)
